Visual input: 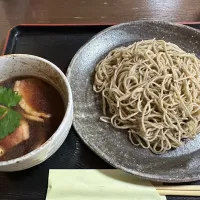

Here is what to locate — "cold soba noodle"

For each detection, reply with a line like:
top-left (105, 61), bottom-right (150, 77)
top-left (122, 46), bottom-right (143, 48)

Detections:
top-left (93, 39), bottom-right (200, 154)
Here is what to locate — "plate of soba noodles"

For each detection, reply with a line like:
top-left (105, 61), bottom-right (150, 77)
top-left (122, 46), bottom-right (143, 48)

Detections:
top-left (67, 20), bottom-right (200, 182)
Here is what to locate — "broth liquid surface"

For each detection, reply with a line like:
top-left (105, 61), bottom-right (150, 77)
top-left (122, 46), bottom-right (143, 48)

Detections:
top-left (0, 76), bottom-right (65, 161)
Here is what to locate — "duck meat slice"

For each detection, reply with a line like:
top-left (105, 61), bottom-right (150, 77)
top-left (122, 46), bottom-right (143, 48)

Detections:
top-left (0, 120), bottom-right (29, 157)
top-left (14, 78), bottom-right (51, 122)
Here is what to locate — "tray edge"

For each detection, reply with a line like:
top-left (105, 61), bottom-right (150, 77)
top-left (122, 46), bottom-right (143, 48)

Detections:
top-left (1, 23), bottom-right (116, 55)
top-left (2, 21), bottom-right (200, 55)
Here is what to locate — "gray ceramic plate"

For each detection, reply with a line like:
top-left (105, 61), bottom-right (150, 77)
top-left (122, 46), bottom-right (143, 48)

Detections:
top-left (67, 20), bottom-right (200, 182)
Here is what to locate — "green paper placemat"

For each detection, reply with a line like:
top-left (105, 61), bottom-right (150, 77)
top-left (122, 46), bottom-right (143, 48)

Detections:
top-left (46, 169), bottom-right (166, 200)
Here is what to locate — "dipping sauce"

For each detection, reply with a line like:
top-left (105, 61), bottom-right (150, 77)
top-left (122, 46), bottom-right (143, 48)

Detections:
top-left (0, 77), bottom-right (65, 161)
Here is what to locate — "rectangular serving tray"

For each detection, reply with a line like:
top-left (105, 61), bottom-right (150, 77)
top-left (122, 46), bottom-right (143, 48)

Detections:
top-left (1, 23), bottom-right (200, 200)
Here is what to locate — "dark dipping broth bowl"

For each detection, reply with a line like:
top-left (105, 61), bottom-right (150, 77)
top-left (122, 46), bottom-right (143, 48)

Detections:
top-left (0, 54), bottom-right (73, 171)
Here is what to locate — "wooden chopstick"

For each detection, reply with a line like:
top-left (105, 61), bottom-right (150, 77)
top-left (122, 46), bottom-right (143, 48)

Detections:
top-left (154, 185), bottom-right (200, 196)
top-left (157, 190), bottom-right (200, 196)
top-left (155, 185), bottom-right (200, 191)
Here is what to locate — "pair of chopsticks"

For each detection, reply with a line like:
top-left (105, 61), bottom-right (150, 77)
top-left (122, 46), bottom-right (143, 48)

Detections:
top-left (154, 184), bottom-right (200, 196)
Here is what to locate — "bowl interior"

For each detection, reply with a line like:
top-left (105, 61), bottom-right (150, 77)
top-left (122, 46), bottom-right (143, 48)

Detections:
top-left (0, 54), bottom-right (68, 102)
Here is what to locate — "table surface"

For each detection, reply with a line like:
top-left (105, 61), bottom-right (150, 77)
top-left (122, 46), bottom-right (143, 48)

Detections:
top-left (0, 0), bottom-right (200, 51)
top-left (0, 0), bottom-right (200, 199)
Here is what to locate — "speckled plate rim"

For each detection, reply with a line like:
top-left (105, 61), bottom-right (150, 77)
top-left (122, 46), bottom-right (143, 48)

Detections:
top-left (67, 20), bottom-right (200, 182)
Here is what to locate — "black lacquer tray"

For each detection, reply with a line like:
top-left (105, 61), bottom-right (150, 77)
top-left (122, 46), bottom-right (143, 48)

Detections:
top-left (1, 23), bottom-right (200, 200)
